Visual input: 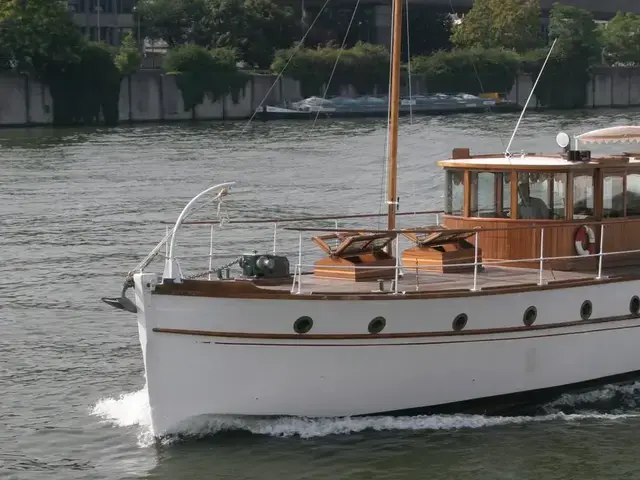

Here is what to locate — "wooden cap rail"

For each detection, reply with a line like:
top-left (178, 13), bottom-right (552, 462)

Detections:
top-left (161, 210), bottom-right (442, 226)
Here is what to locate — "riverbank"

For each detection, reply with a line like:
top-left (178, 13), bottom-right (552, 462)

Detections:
top-left (0, 66), bottom-right (639, 127)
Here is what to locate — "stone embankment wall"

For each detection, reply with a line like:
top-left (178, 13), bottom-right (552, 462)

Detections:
top-left (1, 67), bottom-right (640, 126)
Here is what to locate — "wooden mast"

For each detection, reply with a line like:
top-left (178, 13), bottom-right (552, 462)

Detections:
top-left (386, 0), bottom-right (403, 237)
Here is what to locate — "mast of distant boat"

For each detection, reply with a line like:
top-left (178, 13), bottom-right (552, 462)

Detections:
top-left (386, 0), bottom-right (403, 239)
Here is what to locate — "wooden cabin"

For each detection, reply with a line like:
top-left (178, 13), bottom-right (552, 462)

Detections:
top-left (309, 126), bottom-right (640, 280)
top-left (436, 127), bottom-right (640, 271)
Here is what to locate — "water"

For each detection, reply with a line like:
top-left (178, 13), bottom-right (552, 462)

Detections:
top-left (3, 110), bottom-right (640, 480)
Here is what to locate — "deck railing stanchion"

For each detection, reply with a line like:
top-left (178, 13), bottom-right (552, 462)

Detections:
top-left (538, 228), bottom-right (545, 286)
top-left (394, 235), bottom-right (400, 294)
top-left (597, 224), bottom-right (605, 280)
top-left (297, 233), bottom-right (303, 294)
top-left (208, 224), bottom-right (214, 280)
top-left (273, 222), bottom-right (277, 254)
top-left (471, 231), bottom-right (479, 291)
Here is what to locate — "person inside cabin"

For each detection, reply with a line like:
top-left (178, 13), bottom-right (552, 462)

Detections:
top-left (517, 180), bottom-right (551, 219)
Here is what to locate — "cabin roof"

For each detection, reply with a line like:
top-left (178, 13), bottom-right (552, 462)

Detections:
top-left (438, 154), bottom-right (640, 170)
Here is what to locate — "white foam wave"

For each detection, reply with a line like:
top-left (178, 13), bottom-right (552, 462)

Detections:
top-left (91, 383), bottom-right (640, 448)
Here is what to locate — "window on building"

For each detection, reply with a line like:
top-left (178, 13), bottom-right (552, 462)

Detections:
top-left (627, 173), bottom-right (640, 216)
top-left (573, 173), bottom-right (595, 219)
top-left (445, 170), bottom-right (464, 216)
top-left (118, 0), bottom-right (135, 14)
top-left (93, 0), bottom-right (112, 13)
top-left (603, 173), bottom-right (624, 218)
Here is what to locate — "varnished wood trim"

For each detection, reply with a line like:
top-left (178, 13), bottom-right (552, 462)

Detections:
top-left (152, 313), bottom-right (637, 341)
top-left (152, 273), bottom-right (640, 301)
top-left (510, 170), bottom-right (518, 219)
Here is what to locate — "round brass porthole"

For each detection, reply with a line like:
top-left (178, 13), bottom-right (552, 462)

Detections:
top-left (580, 300), bottom-right (592, 321)
top-left (523, 306), bottom-right (537, 327)
top-left (631, 296), bottom-right (640, 317)
top-left (368, 316), bottom-right (386, 334)
top-left (452, 314), bottom-right (468, 332)
top-left (294, 316), bottom-right (313, 334)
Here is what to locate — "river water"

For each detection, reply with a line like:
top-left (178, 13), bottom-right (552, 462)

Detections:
top-left (3, 110), bottom-right (640, 480)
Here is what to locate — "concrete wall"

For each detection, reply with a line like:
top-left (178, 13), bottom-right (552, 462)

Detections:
top-left (2, 67), bottom-right (640, 127)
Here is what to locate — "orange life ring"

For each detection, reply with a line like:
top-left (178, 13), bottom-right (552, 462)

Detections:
top-left (574, 225), bottom-right (595, 256)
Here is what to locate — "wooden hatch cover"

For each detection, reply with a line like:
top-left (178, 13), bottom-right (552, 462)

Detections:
top-left (401, 228), bottom-right (482, 274)
top-left (311, 232), bottom-right (397, 281)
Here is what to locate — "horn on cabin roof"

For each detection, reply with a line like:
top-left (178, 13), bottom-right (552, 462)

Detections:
top-left (576, 126), bottom-right (640, 145)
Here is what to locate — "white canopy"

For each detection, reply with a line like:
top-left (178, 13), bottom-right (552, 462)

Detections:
top-left (576, 126), bottom-right (640, 145)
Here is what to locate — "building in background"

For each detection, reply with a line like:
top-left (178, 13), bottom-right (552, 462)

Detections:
top-left (67, 0), bottom-right (138, 46)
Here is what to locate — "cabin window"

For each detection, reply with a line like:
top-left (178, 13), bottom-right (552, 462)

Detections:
top-left (573, 173), bottom-right (595, 219)
top-left (603, 173), bottom-right (624, 218)
top-left (516, 173), bottom-right (566, 220)
top-left (626, 173), bottom-right (640, 216)
top-left (445, 170), bottom-right (464, 215)
top-left (470, 172), bottom-right (512, 218)
top-left (471, 172), bottom-right (495, 217)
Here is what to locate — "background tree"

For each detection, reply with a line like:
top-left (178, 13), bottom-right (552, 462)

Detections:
top-left (0, 0), bottom-right (124, 124)
top-left (451, 0), bottom-right (541, 52)
top-left (115, 32), bottom-right (142, 76)
top-left (547, 3), bottom-right (601, 60)
top-left (601, 12), bottom-right (640, 65)
top-left (204, 0), bottom-right (298, 68)
top-left (523, 4), bottom-right (601, 109)
top-left (403, 6), bottom-right (453, 59)
top-left (138, 0), bottom-right (298, 68)
top-left (0, 0), bottom-right (83, 75)
top-left (137, 0), bottom-right (209, 46)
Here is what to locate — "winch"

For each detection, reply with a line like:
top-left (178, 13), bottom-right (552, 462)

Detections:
top-left (238, 253), bottom-right (290, 279)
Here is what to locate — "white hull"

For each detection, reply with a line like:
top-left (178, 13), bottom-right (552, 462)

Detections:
top-left (133, 273), bottom-right (640, 436)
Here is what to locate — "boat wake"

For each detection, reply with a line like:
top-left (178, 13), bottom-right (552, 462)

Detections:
top-left (91, 382), bottom-right (640, 448)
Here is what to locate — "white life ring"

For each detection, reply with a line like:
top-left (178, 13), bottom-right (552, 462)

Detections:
top-left (574, 225), bottom-right (595, 256)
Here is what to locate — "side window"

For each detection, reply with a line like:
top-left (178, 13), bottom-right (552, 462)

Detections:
top-left (471, 172), bottom-right (498, 218)
top-left (603, 173), bottom-right (624, 218)
top-left (573, 173), bottom-right (595, 219)
top-left (626, 173), bottom-right (640, 216)
top-left (516, 173), bottom-right (564, 220)
top-left (445, 170), bottom-right (464, 215)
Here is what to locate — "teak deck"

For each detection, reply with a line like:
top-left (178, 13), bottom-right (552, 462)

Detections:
top-left (256, 265), bottom-right (617, 294)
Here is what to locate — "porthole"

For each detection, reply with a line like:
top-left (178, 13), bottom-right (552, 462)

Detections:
top-left (452, 313), bottom-right (468, 332)
top-left (631, 296), bottom-right (640, 317)
top-left (580, 300), bottom-right (592, 321)
top-left (368, 316), bottom-right (386, 334)
top-left (523, 306), bottom-right (537, 327)
top-left (293, 316), bottom-right (313, 334)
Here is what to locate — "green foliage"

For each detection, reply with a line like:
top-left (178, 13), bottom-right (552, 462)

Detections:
top-left (412, 48), bottom-right (520, 95)
top-left (163, 44), bottom-right (248, 110)
top-left (0, 0), bottom-right (122, 125)
top-left (0, 0), bottom-right (83, 74)
top-left (451, 0), bottom-right (542, 53)
top-left (44, 42), bottom-right (122, 125)
top-left (403, 6), bottom-right (453, 58)
top-left (523, 4), bottom-right (601, 109)
top-left (137, 0), bottom-right (210, 46)
top-left (115, 32), bottom-right (142, 76)
top-left (139, 0), bottom-right (297, 68)
top-left (547, 3), bottom-right (601, 61)
top-left (601, 12), bottom-right (640, 65)
top-left (205, 0), bottom-right (298, 68)
top-left (271, 42), bottom-right (389, 97)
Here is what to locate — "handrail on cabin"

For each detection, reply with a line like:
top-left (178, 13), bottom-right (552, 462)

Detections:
top-left (283, 216), bottom-right (640, 235)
